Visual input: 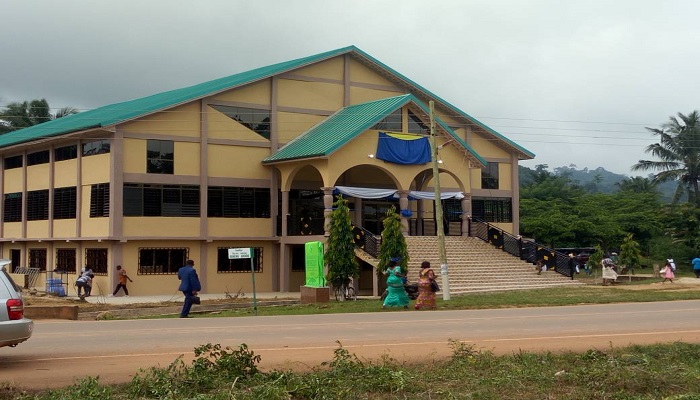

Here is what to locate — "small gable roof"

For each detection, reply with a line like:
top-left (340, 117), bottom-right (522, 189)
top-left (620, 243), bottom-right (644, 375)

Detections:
top-left (262, 94), bottom-right (486, 167)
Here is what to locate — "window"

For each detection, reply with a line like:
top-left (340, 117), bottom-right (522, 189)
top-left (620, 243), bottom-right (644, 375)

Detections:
top-left (82, 139), bottom-right (110, 156)
top-left (481, 162), bottom-right (499, 189)
top-left (124, 184), bottom-right (200, 217)
top-left (443, 198), bottom-right (462, 222)
top-left (138, 248), bottom-right (188, 274)
top-left (4, 155), bottom-right (22, 170)
top-left (3, 192), bottom-right (22, 222)
top-left (55, 145), bottom-right (77, 161)
top-left (147, 140), bottom-right (174, 174)
top-left (207, 186), bottom-right (270, 218)
top-left (472, 197), bottom-right (512, 223)
top-left (53, 187), bottom-right (77, 219)
top-left (56, 249), bottom-right (76, 273)
top-left (291, 245), bottom-right (305, 272)
top-left (407, 110), bottom-right (429, 134)
top-left (217, 247), bottom-right (262, 273)
top-left (29, 248), bottom-right (47, 272)
top-left (210, 105), bottom-right (271, 139)
top-left (85, 248), bottom-right (108, 274)
top-left (27, 189), bottom-right (49, 221)
top-left (27, 150), bottom-right (50, 166)
top-left (90, 183), bottom-right (110, 217)
top-left (372, 109), bottom-right (402, 132)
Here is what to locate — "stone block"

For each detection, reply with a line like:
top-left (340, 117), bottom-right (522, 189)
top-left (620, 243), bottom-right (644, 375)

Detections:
top-left (300, 286), bottom-right (330, 304)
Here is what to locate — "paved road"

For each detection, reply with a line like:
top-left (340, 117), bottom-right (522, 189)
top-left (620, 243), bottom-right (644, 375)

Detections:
top-left (2, 300), bottom-right (700, 389)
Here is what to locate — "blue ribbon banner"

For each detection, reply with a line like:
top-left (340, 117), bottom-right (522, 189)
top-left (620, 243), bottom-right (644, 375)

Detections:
top-left (375, 132), bottom-right (431, 165)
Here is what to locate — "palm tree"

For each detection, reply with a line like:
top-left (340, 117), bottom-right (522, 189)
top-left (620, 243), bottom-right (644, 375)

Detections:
top-left (0, 99), bottom-right (78, 134)
top-left (632, 111), bottom-right (700, 205)
top-left (615, 176), bottom-right (659, 194)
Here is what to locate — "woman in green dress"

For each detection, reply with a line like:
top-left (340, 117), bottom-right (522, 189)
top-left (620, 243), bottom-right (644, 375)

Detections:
top-left (382, 258), bottom-right (410, 309)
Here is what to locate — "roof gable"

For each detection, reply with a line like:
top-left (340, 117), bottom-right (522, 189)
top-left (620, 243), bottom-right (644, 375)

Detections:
top-left (262, 94), bottom-right (486, 167)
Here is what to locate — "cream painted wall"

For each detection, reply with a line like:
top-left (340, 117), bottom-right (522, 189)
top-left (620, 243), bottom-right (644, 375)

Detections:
top-left (208, 218), bottom-right (271, 237)
top-left (203, 241), bottom-right (273, 293)
top-left (277, 79), bottom-right (344, 110)
top-left (26, 221), bottom-right (48, 238)
top-left (54, 160), bottom-right (78, 187)
top-left (120, 103), bottom-right (201, 138)
top-left (207, 108), bottom-right (267, 141)
top-left (53, 219), bottom-right (77, 238)
top-left (208, 145), bottom-right (270, 178)
top-left (210, 80), bottom-right (271, 105)
top-left (3, 169), bottom-right (22, 193)
top-left (80, 188), bottom-right (109, 237)
top-left (294, 57), bottom-right (344, 80)
top-left (123, 217), bottom-right (200, 237)
top-left (349, 87), bottom-right (405, 105)
top-left (277, 112), bottom-right (326, 143)
top-left (469, 133), bottom-right (510, 158)
top-left (81, 154), bottom-right (111, 185)
top-left (349, 59), bottom-right (396, 86)
top-left (499, 163), bottom-right (512, 189)
top-left (470, 169), bottom-right (482, 189)
top-left (123, 138), bottom-right (147, 173)
top-left (3, 223), bottom-right (21, 239)
top-left (175, 142), bottom-right (200, 176)
top-left (26, 164), bottom-right (49, 190)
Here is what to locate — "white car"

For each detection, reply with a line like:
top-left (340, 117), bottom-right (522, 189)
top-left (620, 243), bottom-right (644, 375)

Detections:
top-left (0, 260), bottom-right (33, 348)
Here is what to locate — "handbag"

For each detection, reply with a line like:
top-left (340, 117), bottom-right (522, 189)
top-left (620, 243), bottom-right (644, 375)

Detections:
top-left (430, 280), bottom-right (440, 292)
top-left (192, 295), bottom-right (201, 305)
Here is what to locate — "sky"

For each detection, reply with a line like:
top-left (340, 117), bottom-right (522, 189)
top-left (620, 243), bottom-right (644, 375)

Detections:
top-left (1, 0), bottom-right (699, 176)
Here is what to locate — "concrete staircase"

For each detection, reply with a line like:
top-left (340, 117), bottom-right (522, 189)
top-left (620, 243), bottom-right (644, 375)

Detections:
top-left (398, 236), bottom-right (583, 294)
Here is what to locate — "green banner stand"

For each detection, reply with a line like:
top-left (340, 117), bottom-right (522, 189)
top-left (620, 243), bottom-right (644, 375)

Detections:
top-left (304, 241), bottom-right (325, 287)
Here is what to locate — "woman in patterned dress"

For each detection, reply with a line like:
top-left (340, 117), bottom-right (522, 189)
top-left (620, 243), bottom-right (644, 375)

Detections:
top-left (415, 261), bottom-right (437, 310)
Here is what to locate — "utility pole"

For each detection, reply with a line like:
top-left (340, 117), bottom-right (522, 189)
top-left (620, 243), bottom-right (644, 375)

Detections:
top-left (429, 101), bottom-right (450, 300)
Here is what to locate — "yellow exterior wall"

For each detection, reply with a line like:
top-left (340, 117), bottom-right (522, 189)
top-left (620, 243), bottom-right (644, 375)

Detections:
top-left (82, 154), bottom-right (111, 185)
top-left (293, 57), bottom-right (344, 80)
top-left (208, 145), bottom-right (270, 178)
top-left (203, 241), bottom-right (274, 293)
top-left (499, 163), bottom-right (512, 189)
top-left (277, 79), bottom-right (344, 110)
top-left (123, 217), bottom-right (200, 237)
top-left (349, 59), bottom-right (396, 86)
top-left (3, 223), bottom-right (21, 239)
top-left (277, 112), bottom-right (326, 143)
top-left (350, 86), bottom-right (404, 105)
top-left (54, 159), bottom-right (78, 187)
top-left (175, 142), bottom-right (200, 176)
top-left (80, 187), bottom-right (109, 237)
top-left (53, 219), bottom-right (77, 238)
top-left (120, 103), bottom-right (201, 138)
top-left (26, 221), bottom-right (49, 238)
top-left (26, 164), bottom-right (49, 190)
top-left (207, 107), bottom-right (266, 141)
top-left (123, 138), bottom-right (146, 174)
top-left (3, 169), bottom-right (22, 193)
top-left (208, 218), bottom-right (271, 237)
top-left (209, 80), bottom-right (271, 105)
top-left (470, 133), bottom-right (510, 158)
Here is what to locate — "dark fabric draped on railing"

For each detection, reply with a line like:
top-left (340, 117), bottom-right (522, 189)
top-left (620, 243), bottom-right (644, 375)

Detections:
top-left (468, 218), bottom-right (572, 278)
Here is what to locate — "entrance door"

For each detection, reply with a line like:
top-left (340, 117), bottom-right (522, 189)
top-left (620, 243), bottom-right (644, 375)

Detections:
top-left (10, 249), bottom-right (20, 273)
top-left (363, 201), bottom-right (398, 235)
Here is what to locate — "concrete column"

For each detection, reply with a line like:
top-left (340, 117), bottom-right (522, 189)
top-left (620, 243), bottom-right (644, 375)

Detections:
top-left (321, 187), bottom-right (334, 236)
top-left (461, 194), bottom-right (472, 236)
top-left (398, 190), bottom-right (410, 235)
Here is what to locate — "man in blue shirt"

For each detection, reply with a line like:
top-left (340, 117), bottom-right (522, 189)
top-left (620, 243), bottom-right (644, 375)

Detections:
top-left (177, 260), bottom-right (202, 318)
top-left (692, 257), bottom-right (700, 279)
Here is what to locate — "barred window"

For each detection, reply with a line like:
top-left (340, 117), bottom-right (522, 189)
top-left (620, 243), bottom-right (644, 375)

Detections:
top-left (147, 140), bottom-right (174, 174)
top-left (56, 249), bottom-right (76, 273)
top-left (207, 186), bottom-right (270, 218)
top-left (29, 248), bottom-right (47, 272)
top-left (53, 187), bottom-right (77, 219)
top-left (443, 198), bottom-right (463, 222)
top-left (217, 247), bottom-right (262, 273)
top-left (90, 183), bottom-right (110, 217)
top-left (481, 162), bottom-right (499, 189)
top-left (3, 192), bottom-right (22, 222)
top-left (472, 197), bottom-right (512, 223)
top-left (138, 248), bottom-right (188, 274)
top-left (27, 189), bottom-right (49, 221)
top-left (82, 140), bottom-right (110, 156)
top-left (124, 184), bottom-right (200, 217)
top-left (85, 248), bottom-right (108, 274)
top-left (4, 155), bottom-right (23, 170)
top-left (55, 145), bottom-right (78, 161)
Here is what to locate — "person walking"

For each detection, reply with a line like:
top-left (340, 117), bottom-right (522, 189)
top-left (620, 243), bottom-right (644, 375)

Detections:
top-left (662, 259), bottom-right (675, 284)
top-left (112, 265), bottom-right (132, 296)
top-left (567, 253), bottom-right (577, 280)
top-left (601, 255), bottom-right (618, 286)
top-left (381, 257), bottom-right (410, 309)
top-left (178, 259), bottom-right (201, 318)
top-left (693, 256), bottom-right (700, 278)
top-left (414, 261), bottom-right (437, 310)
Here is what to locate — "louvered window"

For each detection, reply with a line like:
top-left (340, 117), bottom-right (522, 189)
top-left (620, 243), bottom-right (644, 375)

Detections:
top-left (3, 192), bottom-right (22, 222)
top-left (124, 184), bottom-right (200, 217)
top-left (53, 187), bottom-right (77, 219)
top-left (207, 186), bottom-right (270, 218)
top-left (27, 190), bottom-right (49, 221)
top-left (90, 183), bottom-right (110, 217)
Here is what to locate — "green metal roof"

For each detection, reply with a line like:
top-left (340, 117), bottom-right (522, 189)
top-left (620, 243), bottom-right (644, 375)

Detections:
top-left (0, 45), bottom-right (533, 159)
top-left (262, 94), bottom-right (486, 167)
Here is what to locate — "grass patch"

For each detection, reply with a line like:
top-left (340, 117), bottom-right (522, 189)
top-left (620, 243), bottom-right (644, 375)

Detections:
top-left (5, 341), bottom-right (700, 399)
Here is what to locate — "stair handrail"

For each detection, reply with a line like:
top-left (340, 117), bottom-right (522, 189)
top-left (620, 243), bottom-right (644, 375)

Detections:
top-left (468, 217), bottom-right (573, 277)
top-left (351, 225), bottom-right (382, 258)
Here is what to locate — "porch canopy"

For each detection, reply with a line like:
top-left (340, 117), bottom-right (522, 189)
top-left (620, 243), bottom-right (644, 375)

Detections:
top-left (334, 185), bottom-right (464, 200)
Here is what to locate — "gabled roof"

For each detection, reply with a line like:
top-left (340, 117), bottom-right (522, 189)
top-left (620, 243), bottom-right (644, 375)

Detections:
top-left (262, 94), bottom-right (486, 167)
top-left (0, 45), bottom-right (533, 160)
